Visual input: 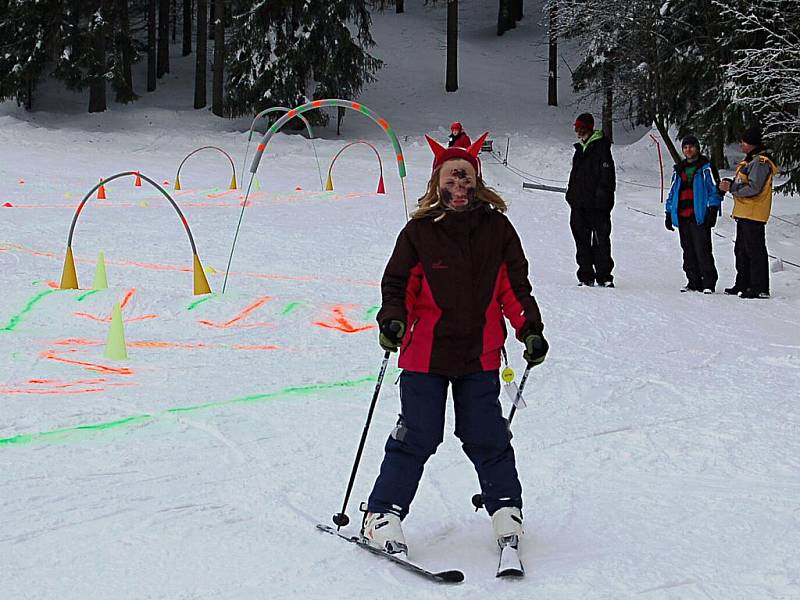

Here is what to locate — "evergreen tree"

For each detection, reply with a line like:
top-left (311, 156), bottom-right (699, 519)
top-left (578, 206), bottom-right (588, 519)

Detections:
top-left (225, 0), bottom-right (381, 124)
top-left (0, 0), bottom-right (61, 109)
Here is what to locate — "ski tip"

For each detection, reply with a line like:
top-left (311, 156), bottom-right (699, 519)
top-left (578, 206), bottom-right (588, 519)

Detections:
top-left (496, 568), bottom-right (525, 578)
top-left (435, 570), bottom-right (465, 583)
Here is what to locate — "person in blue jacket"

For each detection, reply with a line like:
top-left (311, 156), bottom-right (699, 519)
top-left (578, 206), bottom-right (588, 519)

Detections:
top-left (665, 135), bottom-right (723, 293)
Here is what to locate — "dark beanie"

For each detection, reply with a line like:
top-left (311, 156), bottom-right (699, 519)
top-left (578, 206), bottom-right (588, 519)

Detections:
top-left (574, 113), bottom-right (594, 130)
top-left (741, 127), bottom-right (762, 146)
top-left (681, 135), bottom-right (700, 149)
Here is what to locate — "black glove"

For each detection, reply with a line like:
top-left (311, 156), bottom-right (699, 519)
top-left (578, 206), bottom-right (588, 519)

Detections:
top-left (706, 206), bottom-right (718, 228)
top-left (665, 213), bottom-right (674, 231)
top-left (379, 319), bottom-right (405, 353)
top-left (523, 331), bottom-right (549, 366)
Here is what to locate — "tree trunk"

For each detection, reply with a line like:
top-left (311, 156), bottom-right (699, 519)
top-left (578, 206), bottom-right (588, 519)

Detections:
top-left (208, 0), bottom-right (215, 40)
top-left (396, 0), bottom-right (404, 13)
top-left (711, 126), bottom-right (728, 170)
top-left (211, 0), bottom-right (224, 116)
top-left (88, 2), bottom-right (108, 113)
top-left (547, 2), bottom-right (557, 106)
top-left (512, 0), bottom-right (523, 21)
top-left (25, 75), bottom-right (33, 110)
top-left (601, 59), bottom-right (613, 143)
top-left (171, 0), bottom-right (177, 42)
top-left (115, 0), bottom-right (135, 102)
top-left (182, 0), bottom-right (192, 55)
top-left (497, 0), bottom-right (512, 36)
top-left (158, 0), bottom-right (169, 77)
top-left (194, 0), bottom-right (207, 108)
top-left (445, 0), bottom-right (458, 92)
top-left (654, 118), bottom-right (681, 165)
top-left (147, 0), bottom-right (156, 91)
top-left (337, 107), bottom-right (345, 135)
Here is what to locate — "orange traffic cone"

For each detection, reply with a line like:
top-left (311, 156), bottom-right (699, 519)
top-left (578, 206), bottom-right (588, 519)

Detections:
top-left (134, 172), bottom-right (142, 187)
top-left (377, 175), bottom-right (386, 194)
top-left (97, 179), bottom-right (107, 200)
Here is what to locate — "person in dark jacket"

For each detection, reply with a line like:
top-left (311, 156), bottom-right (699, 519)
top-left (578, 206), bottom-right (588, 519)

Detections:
top-left (448, 121), bottom-right (471, 149)
top-left (664, 135), bottom-right (723, 293)
top-left (565, 113), bottom-right (616, 287)
top-left (719, 127), bottom-right (779, 299)
top-left (361, 131), bottom-right (548, 558)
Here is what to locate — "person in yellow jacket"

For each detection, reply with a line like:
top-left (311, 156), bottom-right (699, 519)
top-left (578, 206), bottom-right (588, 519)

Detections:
top-left (719, 127), bottom-right (778, 299)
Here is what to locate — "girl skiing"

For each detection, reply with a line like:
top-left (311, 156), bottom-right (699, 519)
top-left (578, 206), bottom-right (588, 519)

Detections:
top-left (362, 132), bottom-right (548, 558)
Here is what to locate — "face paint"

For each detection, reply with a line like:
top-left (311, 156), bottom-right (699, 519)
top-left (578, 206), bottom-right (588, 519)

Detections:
top-left (438, 162), bottom-right (476, 210)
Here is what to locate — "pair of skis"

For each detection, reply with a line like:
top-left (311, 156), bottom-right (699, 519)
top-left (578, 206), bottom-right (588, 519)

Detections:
top-left (316, 524), bottom-right (523, 583)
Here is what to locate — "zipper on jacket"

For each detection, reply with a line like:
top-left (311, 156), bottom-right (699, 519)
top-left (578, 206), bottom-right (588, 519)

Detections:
top-left (399, 318), bottom-right (419, 356)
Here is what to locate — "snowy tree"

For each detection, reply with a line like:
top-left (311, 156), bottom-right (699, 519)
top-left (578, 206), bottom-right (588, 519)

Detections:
top-left (225, 0), bottom-right (381, 124)
top-left (717, 0), bottom-right (800, 193)
top-left (0, 0), bottom-right (61, 109)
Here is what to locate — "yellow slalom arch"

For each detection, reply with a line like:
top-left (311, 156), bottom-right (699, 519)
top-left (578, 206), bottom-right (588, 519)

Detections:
top-left (174, 146), bottom-right (238, 192)
top-left (59, 171), bottom-right (212, 295)
top-left (325, 140), bottom-right (385, 194)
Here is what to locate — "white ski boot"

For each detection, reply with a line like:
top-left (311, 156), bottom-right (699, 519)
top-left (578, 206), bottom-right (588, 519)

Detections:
top-left (492, 506), bottom-right (524, 548)
top-left (492, 506), bottom-right (525, 577)
top-left (361, 511), bottom-right (408, 556)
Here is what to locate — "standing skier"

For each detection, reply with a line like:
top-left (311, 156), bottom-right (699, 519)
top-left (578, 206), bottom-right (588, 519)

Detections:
top-left (664, 135), bottom-right (723, 293)
top-left (565, 113), bottom-right (617, 287)
top-left (448, 121), bottom-right (471, 149)
top-left (361, 131), bottom-right (548, 558)
top-left (719, 127), bottom-right (778, 299)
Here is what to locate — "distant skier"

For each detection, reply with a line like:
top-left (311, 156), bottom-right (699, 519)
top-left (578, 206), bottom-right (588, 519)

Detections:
top-left (362, 131), bottom-right (548, 559)
top-left (448, 121), bottom-right (471, 149)
top-left (719, 127), bottom-right (778, 299)
top-left (664, 135), bottom-right (723, 293)
top-left (565, 113), bottom-right (617, 287)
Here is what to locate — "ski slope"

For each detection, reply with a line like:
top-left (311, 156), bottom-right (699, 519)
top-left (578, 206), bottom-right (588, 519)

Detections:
top-left (2, 1), bottom-right (799, 598)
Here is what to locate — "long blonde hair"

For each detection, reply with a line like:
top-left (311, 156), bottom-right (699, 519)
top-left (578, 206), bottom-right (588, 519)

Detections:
top-left (412, 166), bottom-right (508, 220)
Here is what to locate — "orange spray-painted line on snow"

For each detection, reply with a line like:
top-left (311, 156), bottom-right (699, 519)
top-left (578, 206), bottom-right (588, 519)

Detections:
top-left (198, 296), bottom-right (272, 329)
top-left (40, 349), bottom-right (134, 375)
top-left (313, 305), bottom-right (376, 334)
top-left (230, 344), bottom-right (280, 351)
top-left (0, 377), bottom-right (136, 395)
top-left (51, 337), bottom-right (280, 352)
top-left (74, 289), bottom-right (158, 322)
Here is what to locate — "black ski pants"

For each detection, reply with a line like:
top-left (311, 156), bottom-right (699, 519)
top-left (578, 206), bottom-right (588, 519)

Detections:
top-left (677, 217), bottom-right (718, 290)
top-left (569, 206), bottom-right (614, 284)
top-left (367, 370), bottom-right (522, 519)
top-left (734, 218), bottom-right (769, 294)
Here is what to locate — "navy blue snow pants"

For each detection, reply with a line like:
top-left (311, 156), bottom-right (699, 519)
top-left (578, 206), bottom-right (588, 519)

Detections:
top-left (367, 370), bottom-right (523, 518)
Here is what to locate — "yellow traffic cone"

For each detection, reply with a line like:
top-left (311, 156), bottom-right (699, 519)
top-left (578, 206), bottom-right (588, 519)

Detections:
top-left (193, 254), bottom-right (212, 295)
top-left (325, 173), bottom-right (334, 191)
top-left (230, 173), bottom-right (238, 190)
top-left (93, 252), bottom-right (108, 289)
top-left (59, 246), bottom-right (79, 289)
top-left (104, 303), bottom-right (128, 360)
top-left (174, 176), bottom-right (182, 191)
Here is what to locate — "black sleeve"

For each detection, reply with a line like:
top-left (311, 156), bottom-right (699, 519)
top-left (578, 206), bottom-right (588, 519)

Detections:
top-left (597, 143), bottom-right (616, 196)
top-left (376, 227), bottom-right (418, 326)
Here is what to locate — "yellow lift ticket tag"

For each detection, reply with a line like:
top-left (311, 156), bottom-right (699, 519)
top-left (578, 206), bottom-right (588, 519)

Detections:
top-left (501, 367), bottom-right (515, 383)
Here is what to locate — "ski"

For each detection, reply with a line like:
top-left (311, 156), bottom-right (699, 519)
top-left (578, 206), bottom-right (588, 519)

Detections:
top-left (496, 541), bottom-right (525, 578)
top-left (316, 524), bottom-right (464, 584)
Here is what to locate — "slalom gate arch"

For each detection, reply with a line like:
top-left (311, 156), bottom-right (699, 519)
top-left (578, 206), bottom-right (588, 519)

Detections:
top-left (241, 106), bottom-right (322, 190)
top-left (325, 140), bottom-right (385, 194)
top-left (58, 171), bottom-right (212, 295)
top-left (174, 146), bottom-right (238, 192)
top-left (221, 99), bottom-right (409, 293)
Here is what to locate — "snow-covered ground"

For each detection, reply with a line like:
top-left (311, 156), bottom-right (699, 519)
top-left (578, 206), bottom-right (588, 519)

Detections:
top-left (2, 1), bottom-right (799, 598)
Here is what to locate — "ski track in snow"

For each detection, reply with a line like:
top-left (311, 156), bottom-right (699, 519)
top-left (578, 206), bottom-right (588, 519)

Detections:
top-left (2, 1), bottom-right (800, 598)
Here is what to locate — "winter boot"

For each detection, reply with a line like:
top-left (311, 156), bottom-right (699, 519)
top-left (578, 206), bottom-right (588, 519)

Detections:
top-left (361, 511), bottom-right (407, 556)
top-left (491, 506), bottom-right (524, 549)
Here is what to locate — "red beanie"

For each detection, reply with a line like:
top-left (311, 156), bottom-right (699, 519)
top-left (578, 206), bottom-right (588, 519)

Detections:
top-left (574, 113), bottom-right (594, 130)
top-left (426, 131), bottom-right (489, 175)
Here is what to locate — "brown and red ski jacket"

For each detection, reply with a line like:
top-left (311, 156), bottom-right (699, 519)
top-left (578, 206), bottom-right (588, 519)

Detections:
top-left (377, 207), bottom-right (544, 377)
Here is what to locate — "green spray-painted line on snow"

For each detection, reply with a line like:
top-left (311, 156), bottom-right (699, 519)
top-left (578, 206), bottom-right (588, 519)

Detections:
top-left (0, 289), bottom-right (55, 333)
top-left (187, 294), bottom-right (217, 311)
top-left (0, 374), bottom-right (381, 447)
top-left (76, 290), bottom-right (101, 302)
top-left (280, 301), bottom-right (303, 316)
top-left (364, 305), bottom-right (380, 321)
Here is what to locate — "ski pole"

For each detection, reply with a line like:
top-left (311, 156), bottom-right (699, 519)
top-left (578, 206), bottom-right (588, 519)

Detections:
top-left (332, 351), bottom-right (392, 529)
top-left (471, 363), bottom-right (534, 511)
